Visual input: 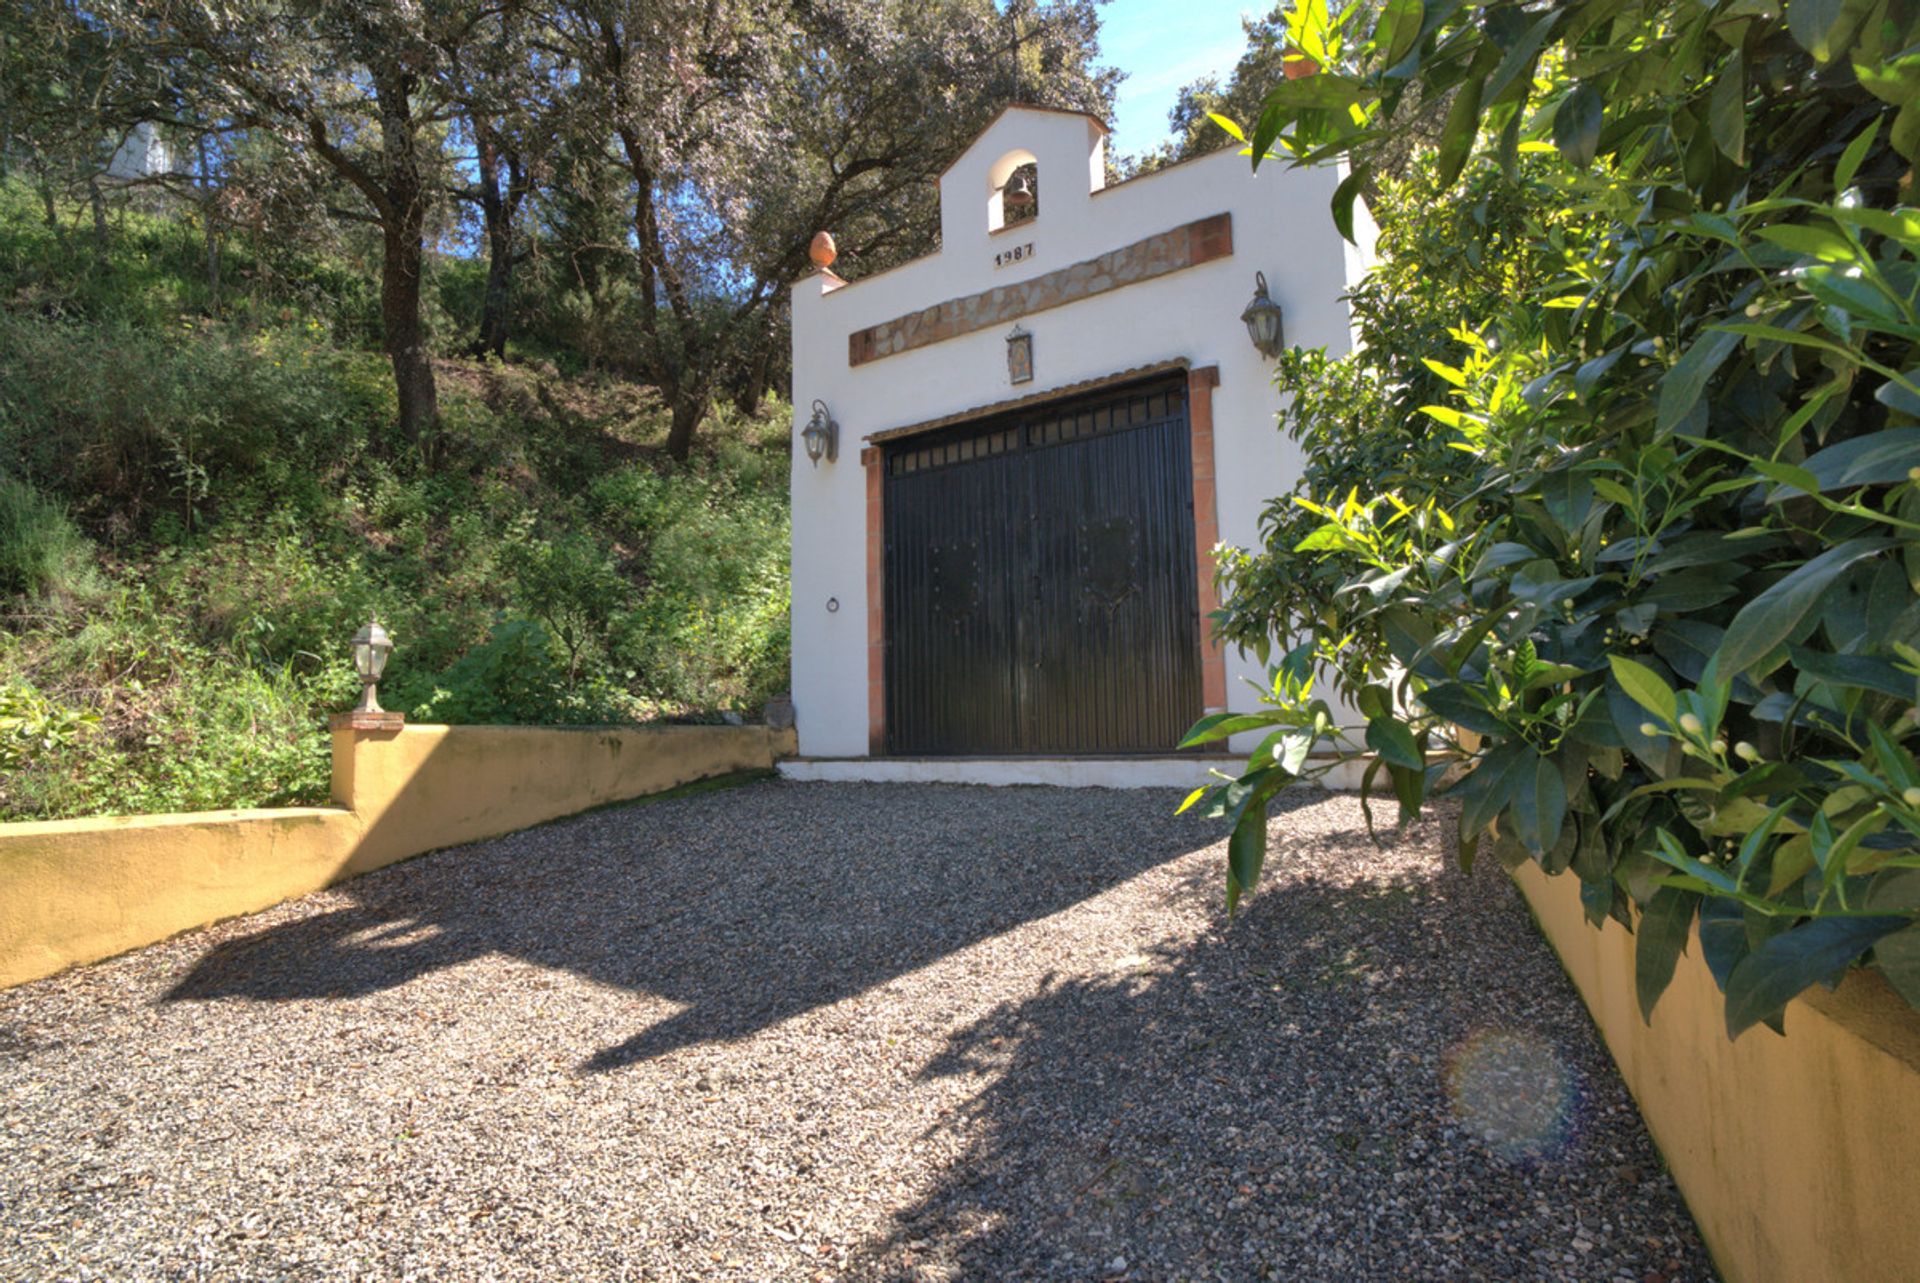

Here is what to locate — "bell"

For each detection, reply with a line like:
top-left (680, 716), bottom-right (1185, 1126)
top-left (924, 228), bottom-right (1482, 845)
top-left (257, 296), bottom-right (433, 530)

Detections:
top-left (1003, 173), bottom-right (1036, 213)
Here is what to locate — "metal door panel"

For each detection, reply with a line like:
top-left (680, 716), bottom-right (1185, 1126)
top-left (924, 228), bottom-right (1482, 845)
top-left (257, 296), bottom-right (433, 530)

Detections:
top-left (883, 375), bottom-right (1200, 755)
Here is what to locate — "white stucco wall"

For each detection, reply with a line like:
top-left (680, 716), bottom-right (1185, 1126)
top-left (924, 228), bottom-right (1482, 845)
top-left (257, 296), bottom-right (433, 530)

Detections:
top-left (789, 107), bottom-right (1373, 759)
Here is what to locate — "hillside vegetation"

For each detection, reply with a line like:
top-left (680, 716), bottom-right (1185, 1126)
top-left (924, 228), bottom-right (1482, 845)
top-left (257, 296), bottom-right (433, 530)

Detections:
top-left (0, 184), bottom-right (790, 821)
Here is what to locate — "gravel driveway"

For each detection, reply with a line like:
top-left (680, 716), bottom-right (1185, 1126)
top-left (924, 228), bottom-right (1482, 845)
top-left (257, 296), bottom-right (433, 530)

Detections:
top-left (0, 780), bottom-right (1712, 1281)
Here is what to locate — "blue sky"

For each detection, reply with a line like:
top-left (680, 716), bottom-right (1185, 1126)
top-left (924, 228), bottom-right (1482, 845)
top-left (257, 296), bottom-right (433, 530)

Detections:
top-left (1098, 0), bottom-right (1261, 159)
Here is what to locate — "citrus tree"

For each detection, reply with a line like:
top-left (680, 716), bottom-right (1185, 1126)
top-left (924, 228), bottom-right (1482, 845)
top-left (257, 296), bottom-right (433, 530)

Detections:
top-left (1188, 0), bottom-right (1920, 1037)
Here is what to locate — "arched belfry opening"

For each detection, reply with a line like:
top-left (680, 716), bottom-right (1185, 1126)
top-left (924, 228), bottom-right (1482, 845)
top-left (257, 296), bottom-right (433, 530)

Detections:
top-left (987, 149), bottom-right (1039, 232)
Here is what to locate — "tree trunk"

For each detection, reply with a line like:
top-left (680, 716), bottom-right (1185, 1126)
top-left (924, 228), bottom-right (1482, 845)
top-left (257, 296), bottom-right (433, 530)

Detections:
top-left (87, 174), bottom-right (108, 264)
top-left (367, 66), bottom-right (438, 449)
top-left (204, 208), bottom-right (221, 313)
top-left (665, 389), bottom-right (704, 462)
top-left (37, 179), bottom-right (55, 229)
top-left (732, 315), bottom-right (777, 416)
top-left (382, 218), bottom-right (438, 447)
top-left (475, 203), bottom-right (512, 360)
top-left (197, 135), bottom-right (220, 313)
top-left (471, 134), bottom-right (515, 361)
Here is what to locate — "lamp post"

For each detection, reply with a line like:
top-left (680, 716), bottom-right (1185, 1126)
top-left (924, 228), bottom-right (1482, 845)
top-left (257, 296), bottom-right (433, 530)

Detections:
top-left (802, 399), bottom-right (838, 466)
top-left (351, 618), bottom-right (393, 715)
top-left (1241, 271), bottom-right (1287, 358)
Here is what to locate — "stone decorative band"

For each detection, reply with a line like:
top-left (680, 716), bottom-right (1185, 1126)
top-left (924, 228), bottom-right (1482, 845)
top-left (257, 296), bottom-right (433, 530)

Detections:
top-left (848, 213), bottom-right (1234, 367)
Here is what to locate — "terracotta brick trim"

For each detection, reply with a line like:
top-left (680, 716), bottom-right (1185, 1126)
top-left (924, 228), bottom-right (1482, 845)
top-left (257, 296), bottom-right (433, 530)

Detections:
top-left (849, 213), bottom-right (1233, 367)
top-left (862, 446), bottom-right (886, 755)
top-left (1187, 365), bottom-right (1228, 712)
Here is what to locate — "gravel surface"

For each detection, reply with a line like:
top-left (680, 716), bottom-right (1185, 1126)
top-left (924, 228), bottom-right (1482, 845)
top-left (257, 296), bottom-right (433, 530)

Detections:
top-left (0, 780), bottom-right (1713, 1281)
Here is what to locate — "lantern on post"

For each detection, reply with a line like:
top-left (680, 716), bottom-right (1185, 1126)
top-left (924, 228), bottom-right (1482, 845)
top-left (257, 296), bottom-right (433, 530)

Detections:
top-left (1241, 271), bottom-right (1286, 358)
top-left (350, 618), bottom-right (394, 715)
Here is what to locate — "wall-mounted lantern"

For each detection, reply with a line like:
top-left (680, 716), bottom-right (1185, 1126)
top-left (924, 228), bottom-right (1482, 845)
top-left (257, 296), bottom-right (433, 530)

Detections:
top-left (1241, 271), bottom-right (1287, 358)
top-left (802, 398), bottom-right (838, 466)
top-left (351, 618), bottom-right (393, 714)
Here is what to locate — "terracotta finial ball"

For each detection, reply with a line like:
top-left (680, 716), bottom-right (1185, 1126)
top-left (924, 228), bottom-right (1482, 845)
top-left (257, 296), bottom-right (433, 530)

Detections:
top-left (809, 231), bottom-right (837, 269)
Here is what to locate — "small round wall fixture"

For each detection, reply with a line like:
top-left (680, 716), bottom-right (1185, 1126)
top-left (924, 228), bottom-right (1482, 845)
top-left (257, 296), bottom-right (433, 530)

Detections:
top-left (802, 398), bottom-right (839, 467)
top-left (351, 617), bottom-right (393, 714)
top-left (1242, 271), bottom-right (1287, 358)
top-left (826, 597), bottom-right (840, 613)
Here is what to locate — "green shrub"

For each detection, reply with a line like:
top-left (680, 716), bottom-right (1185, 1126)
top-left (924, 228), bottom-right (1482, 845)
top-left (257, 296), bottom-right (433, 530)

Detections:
top-left (409, 617), bottom-right (628, 725)
top-left (0, 182), bottom-right (792, 819)
top-left (1191, 0), bottom-right (1920, 1036)
top-left (0, 477), bottom-right (99, 601)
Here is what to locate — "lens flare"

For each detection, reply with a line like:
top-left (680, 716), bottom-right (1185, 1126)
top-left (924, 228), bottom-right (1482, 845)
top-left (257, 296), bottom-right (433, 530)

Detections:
top-left (1445, 1029), bottom-right (1574, 1159)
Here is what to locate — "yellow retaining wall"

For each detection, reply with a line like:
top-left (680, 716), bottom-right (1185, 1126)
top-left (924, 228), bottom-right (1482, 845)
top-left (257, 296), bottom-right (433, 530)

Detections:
top-left (1511, 860), bottom-right (1920, 1283)
top-left (0, 722), bottom-right (793, 990)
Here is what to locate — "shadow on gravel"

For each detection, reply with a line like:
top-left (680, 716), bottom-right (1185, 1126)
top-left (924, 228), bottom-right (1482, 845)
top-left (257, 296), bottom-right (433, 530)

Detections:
top-left (164, 780), bottom-right (1227, 1072)
top-left (850, 811), bottom-right (1715, 1282)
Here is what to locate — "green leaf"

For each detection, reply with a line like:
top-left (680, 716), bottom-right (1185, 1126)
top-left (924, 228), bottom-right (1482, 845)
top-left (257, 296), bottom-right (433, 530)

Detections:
top-left (1223, 768), bottom-right (1294, 913)
top-left (1331, 164), bottom-right (1370, 245)
top-left (1788, 645), bottom-right (1913, 700)
top-left (1636, 887), bottom-right (1701, 1023)
top-left (1699, 898), bottom-right (1749, 990)
top-left (1714, 537), bottom-right (1896, 676)
top-left (1874, 925), bottom-right (1920, 1008)
top-left (1482, 11), bottom-right (1560, 107)
top-left (1755, 224), bottom-right (1857, 263)
top-left (1226, 805), bottom-right (1267, 915)
top-left (1835, 121), bottom-right (1879, 189)
top-left (1416, 682), bottom-right (1505, 736)
top-left (1798, 264), bottom-right (1908, 325)
top-left (1609, 654), bottom-right (1678, 724)
top-left (1206, 112), bottom-right (1247, 143)
top-left (1896, 100), bottom-right (1920, 161)
top-left (1724, 915), bottom-right (1909, 1037)
top-left (1510, 751), bottom-right (1567, 855)
top-left (1455, 739), bottom-right (1530, 837)
top-left (1272, 729), bottom-right (1315, 774)
top-left (1708, 52), bottom-right (1745, 164)
top-left (1656, 328), bottom-right (1741, 437)
top-left (1554, 83), bottom-right (1603, 169)
top-left (1794, 428), bottom-right (1920, 492)
top-left (1179, 711), bottom-right (1281, 748)
top-left (1787, 0), bottom-right (1846, 62)
top-left (1375, 0), bottom-right (1423, 68)
top-left (1387, 760), bottom-right (1426, 822)
top-left (1436, 72), bottom-right (1485, 187)
top-left (1366, 716), bottom-right (1424, 770)
top-left (1540, 470), bottom-right (1594, 530)
top-left (1855, 54), bottom-right (1920, 107)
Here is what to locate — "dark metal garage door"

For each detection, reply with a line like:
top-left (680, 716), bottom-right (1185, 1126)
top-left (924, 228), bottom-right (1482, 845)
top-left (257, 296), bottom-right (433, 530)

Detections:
top-left (882, 374), bottom-right (1201, 755)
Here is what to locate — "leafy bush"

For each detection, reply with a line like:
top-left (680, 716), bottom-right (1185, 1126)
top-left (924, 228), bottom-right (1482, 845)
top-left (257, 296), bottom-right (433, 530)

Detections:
top-left (1191, 0), bottom-right (1920, 1036)
top-left (0, 189), bottom-right (793, 820)
top-left (1215, 157), bottom-right (1583, 687)
top-left (409, 618), bottom-right (628, 726)
top-left (0, 477), bottom-right (99, 602)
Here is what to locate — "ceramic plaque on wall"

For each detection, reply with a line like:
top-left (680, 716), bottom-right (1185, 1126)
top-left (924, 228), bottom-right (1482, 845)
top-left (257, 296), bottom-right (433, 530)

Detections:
top-left (1007, 325), bottom-right (1033, 384)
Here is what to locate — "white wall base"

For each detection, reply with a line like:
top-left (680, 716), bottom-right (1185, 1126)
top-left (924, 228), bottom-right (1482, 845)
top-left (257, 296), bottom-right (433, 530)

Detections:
top-left (777, 755), bottom-right (1373, 791)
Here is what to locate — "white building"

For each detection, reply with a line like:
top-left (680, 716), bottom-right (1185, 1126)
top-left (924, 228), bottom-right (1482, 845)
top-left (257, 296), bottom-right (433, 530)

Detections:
top-left (784, 105), bottom-right (1372, 787)
top-left (104, 122), bottom-right (171, 181)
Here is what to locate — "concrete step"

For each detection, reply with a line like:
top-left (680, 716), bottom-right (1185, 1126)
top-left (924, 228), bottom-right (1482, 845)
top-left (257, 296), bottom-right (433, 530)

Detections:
top-left (776, 754), bottom-right (1370, 790)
